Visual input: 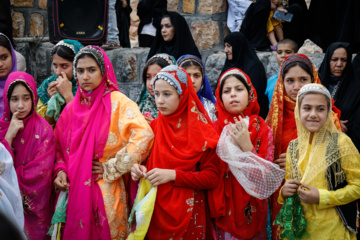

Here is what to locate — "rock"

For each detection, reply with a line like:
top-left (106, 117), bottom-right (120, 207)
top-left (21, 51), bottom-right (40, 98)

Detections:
top-left (12, 12), bottom-right (25, 38)
top-left (265, 52), bottom-right (279, 79)
top-left (14, 43), bottom-right (31, 74)
top-left (38, 0), bottom-right (47, 9)
top-left (199, 0), bottom-right (226, 14)
top-left (204, 52), bottom-right (226, 90)
top-left (35, 42), bottom-right (55, 85)
top-left (30, 14), bottom-right (44, 37)
top-left (298, 39), bottom-right (323, 54)
top-left (191, 21), bottom-right (219, 50)
top-left (183, 0), bottom-right (195, 14)
top-left (12, 0), bottom-right (33, 7)
top-left (167, 0), bottom-right (178, 12)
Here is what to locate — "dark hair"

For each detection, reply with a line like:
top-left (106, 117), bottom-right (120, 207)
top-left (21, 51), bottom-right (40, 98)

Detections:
top-left (7, 81), bottom-right (34, 118)
top-left (142, 58), bottom-right (170, 84)
top-left (0, 35), bottom-right (12, 56)
top-left (219, 74), bottom-right (250, 103)
top-left (52, 45), bottom-right (75, 62)
top-left (179, 60), bottom-right (203, 78)
top-left (277, 38), bottom-right (299, 53)
top-left (282, 61), bottom-right (314, 81)
top-left (161, 14), bottom-right (171, 20)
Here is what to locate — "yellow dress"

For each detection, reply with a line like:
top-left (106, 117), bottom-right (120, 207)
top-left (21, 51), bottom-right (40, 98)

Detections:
top-left (98, 91), bottom-right (154, 240)
top-left (279, 134), bottom-right (360, 240)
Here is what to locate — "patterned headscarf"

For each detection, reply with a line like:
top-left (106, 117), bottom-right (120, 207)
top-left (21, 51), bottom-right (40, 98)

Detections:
top-left (146, 65), bottom-right (219, 239)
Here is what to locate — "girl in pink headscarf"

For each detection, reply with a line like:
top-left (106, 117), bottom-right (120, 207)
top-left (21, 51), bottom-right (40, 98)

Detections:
top-left (53, 46), bottom-right (154, 240)
top-left (0, 71), bottom-right (55, 240)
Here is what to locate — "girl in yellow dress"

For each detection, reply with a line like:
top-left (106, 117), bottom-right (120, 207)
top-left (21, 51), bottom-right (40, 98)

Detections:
top-left (278, 83), bottom-right (360, 239)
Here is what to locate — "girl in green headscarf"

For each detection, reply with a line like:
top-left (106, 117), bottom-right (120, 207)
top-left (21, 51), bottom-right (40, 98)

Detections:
top-left (37, 39), bottom-right (83, 127)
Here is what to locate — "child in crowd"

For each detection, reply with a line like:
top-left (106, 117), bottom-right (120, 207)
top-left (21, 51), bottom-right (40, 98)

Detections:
top-left (178, 54), bottom-right (217, 121)
top-left (212, 68), bottom-right (283, 239)
top-left (37, 40), bottom-right (83, 127)
top-left (136, 53), bottom-right (176, 124)
top-left (268, 0), bottom-right (286, 50)
top-left (277, 84), bottom-right (360, 239)
top-left (53, 46), bottom-right (153, 240)
top-left (131, 65), bottom-right (220, 239)
top-left (0, 71), bottom-right (55, 240)
top-left (265, 38), bottom-right (298, 107)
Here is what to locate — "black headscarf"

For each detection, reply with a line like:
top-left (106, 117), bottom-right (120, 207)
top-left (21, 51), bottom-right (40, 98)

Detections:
top-left (318, 42), bottom-right (360, 123)
top-left (147, 11), bottom-right (201, 60)
top-left (220, 32), bottom-right (269, 118)
top-left (347, 52), bottom-right (360, 151)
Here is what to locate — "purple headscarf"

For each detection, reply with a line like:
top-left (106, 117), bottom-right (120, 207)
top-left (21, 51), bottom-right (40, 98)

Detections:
top-left (0, 32), bottom-right (17, 118)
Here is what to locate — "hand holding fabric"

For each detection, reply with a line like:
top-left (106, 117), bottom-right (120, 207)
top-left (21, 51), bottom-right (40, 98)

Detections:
top-left (56, 72), bottom-right (74, 103)
top-left (298, 184), bottom-right (319, 204)
top-left (145, 168), bottom-right (176, 187)
top-left (131, 163), bottom-right (147, 181)
top-left (54, 171), bottom-right (70, 191)
top-left (282, 179), bottom-right (301, 198)
top-left (92, 160), bottom-right (104, 181)
top-left (47, 81), bottom-right (59, 98)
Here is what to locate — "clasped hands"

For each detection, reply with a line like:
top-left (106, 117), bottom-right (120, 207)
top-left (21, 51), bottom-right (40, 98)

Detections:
top-left (131, 164), bottom-right (175, 187)
top-left (282, 179), bottom-right (319, 204)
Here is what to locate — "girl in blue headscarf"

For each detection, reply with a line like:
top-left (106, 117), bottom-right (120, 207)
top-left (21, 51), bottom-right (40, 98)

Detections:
top-left (178, 54), bottom-right (217, 121)
top-left (37, 39), bottom-right (83, 126)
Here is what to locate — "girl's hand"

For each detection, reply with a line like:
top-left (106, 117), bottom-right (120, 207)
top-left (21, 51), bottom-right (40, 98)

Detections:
top-left (274, 153), bottom-right (287, 169)
top-left (5, 112), bottom-right (24, 146)
top-left (282, 179), bottom-right (301, 198)
top-left (54, 171), bottom-right (70, 191)
top-left (298, 184), bottom-right (319, 204)
top-left (144, 115), bottom-right (154, 124)
top-left (92, 160), bottom-right (104, 182)
top-left (145, 168), bottom-right (175, 187)
top-left (131, 164), bottom-right (148, 181)
top-left (276, 5), bottom-right (287, 12)
top-left (229, 116), bottom-right (253, 152)
top-left (47, 81), bottom-right (59, 98)
top-left (56, 72), bottom-right (74, 103)
top-left (340, 120), bottom-right (348, 133)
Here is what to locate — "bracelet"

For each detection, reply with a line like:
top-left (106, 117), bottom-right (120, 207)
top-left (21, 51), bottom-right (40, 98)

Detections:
top-left (57, 170), bottom-right (64, 176)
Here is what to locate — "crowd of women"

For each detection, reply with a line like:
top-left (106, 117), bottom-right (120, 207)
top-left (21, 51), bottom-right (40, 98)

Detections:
top-left (1, 10), bottom-right (360, 240)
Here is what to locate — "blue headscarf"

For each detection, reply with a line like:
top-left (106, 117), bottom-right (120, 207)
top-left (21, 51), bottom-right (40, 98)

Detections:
top-left (177, 54), bottom-right (216, 104)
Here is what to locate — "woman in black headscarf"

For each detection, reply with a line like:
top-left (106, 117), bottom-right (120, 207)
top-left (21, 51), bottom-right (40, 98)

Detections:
top-left (221, 32), bottom-right (269, 118)
top-left (147, 11), bottom-right (201, 60)
top-left (319, 42), bottom-right (360, 137)
top-left (240, 0), bottom-right (309, 50)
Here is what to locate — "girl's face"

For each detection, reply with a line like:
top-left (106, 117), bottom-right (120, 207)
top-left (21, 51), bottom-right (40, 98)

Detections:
top-left (221, 76), bottom-right (249, 115)
top-left (330, 48), bottom-right (347, 77)
top-left (224, 43), bottom-right (233, 61)
top-left (154, 79), bottom-right (180, 116)
top-left (283, 65), bottom-right (312, 101)
top-left (53, 53), bottom-right (73, 80)
top-left (185, 65), bottom-right (203, 93)
top-left (76, 56), bottom-right (103, 92)
top-left (0, 46), bottom-right (12, 78)
top-left (299, 93), bottom-right (329, 133)
top-left (9, 84), bottom-right (32, 120)
top-left (161, 17), bottom-right (175, 42)
top-left (146, 64), bottom-right (162, 96)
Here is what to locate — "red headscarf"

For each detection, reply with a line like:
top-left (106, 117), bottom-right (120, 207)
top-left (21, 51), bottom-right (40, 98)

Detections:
top-left (212, 68), bottom-right (270, 239)
top-left (54, 46), bottom-right (119, 240)
top-left (146, 65), bottom-right (219, 239)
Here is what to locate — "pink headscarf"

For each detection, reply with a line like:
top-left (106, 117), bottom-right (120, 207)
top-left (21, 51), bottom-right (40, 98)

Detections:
top-left (54, 46), bottom-right (119, 240)
top-left (0, 71), bottom-right (55, 240)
